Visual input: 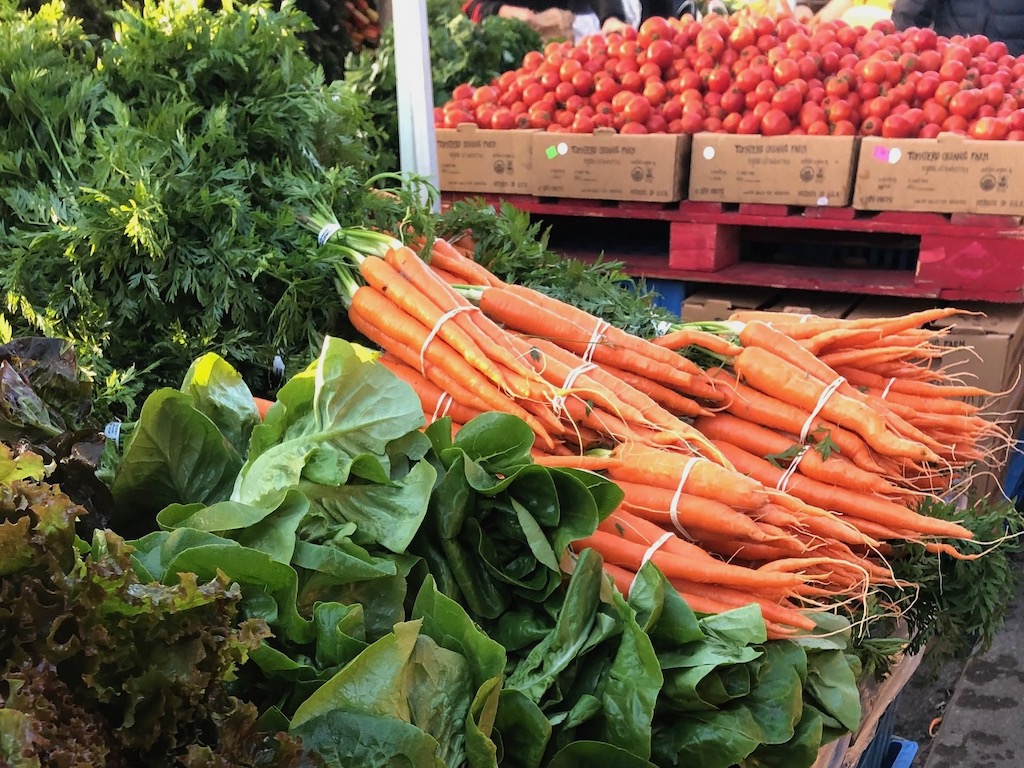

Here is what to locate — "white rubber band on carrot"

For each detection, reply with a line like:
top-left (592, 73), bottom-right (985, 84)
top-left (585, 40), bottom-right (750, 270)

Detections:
top-left (582, 319), bottom-right (610, 363)
top-left (776, 445), bottom-right (810, 492)
top-left (799, 376), bottom-right (846, 442)
top-left (317, 223), bottom-right (341, 246)
top-left (880, 377), bottom-right (896, 400)
top-left (627, 531), bottom-right (674, 598)
top-left (419, 305), bottom-right (479, 373)
top-left (430, 392), bottom-right (453, 424)
top-left (551, 362), bottom-right (597, 417)
top-left (669, 457), bottom-right (699, 540)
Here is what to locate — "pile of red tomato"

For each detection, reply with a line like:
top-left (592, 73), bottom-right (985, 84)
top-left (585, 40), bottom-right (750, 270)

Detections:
top-left (435, 13), bottom-right (1024, 140)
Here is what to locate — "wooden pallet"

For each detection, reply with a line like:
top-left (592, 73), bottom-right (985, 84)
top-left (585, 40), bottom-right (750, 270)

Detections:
top-left (443, 194), bottom-right (1024, 303)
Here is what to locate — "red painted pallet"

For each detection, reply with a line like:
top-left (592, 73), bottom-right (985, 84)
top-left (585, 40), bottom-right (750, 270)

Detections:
top-left (442, 193), bottom-right (1024, 303)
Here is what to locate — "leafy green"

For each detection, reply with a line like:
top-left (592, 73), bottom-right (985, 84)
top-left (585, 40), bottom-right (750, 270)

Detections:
top-left (417, 416), bottom-right (620, 620)
top-left (0, 0), bottom-right (393, 419)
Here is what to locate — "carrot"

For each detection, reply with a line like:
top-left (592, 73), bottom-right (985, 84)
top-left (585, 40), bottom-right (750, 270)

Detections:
top-left (693, 413), bottom-right (905, 498)
top-left (532, 453), bottom-right (620, 470)
top-left (348, 286), bottom-right (556, 448)
top-left (596, 361), bottom-right (709, 418)
top-left (609, 443), bottom-right (769, 510)
top-left (501, 282), bottom-right (710, 378)
top-left (613, 479), bottom-right (786, 543)
top-left (524, 336), bottom-right (688, 433)
top-left (653, 328), bottom-right (742, 356)
top-left (731, 307), bottom-right (967, 340)
top-left (425, 237), bottom-right (504, 287)
top-left (695, 536), bottom-right (813, 563)
top-left (576, 529), bottom-right (808, 591)
top-left (667, 577), bottom-right (818, 630)
top-left (478, 286), bottom-right (723, 401)
top-left (711, 439), bottom-right (975, 540)
top-left (360, 254), bottom-right (512, 392)
top-left (706, 368), bottom-right (890, 476)
top-left (819, 346), bottom-right (941, 371)
top-left (385, 247), bottom-right (542, 387)
top-left (428, 265), bottom-right (465, 285)
top-left (253, 397), bottom-right (275, 420)
top-left (733, 346), bottom-right (943, 463)
top-left (832, 366), bottom-right (990, 406)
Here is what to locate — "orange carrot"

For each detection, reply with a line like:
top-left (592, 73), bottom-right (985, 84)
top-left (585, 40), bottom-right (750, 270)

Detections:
top-left (377, 355), bottom-right (486, 426)
top-left (733, 346), bottom-right (942, 463)
top-left (712, 439), bottom-right (974, 540)
top-left (653, 328), bottom-right (742, 356)
top-left (348, 286), bottom-right (556, 448)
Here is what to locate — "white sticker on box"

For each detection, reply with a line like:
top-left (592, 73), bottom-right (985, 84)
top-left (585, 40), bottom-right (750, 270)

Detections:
top-left (557, 142), bottom-right (568, 156)
top-left (702, 146), bottom-right (716, 160)
top-left (817, 196), bottom-right (829, 206)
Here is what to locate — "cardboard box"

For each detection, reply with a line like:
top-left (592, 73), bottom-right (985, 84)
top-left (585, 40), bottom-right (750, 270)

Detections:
top-left (681, 285), bottom-right (783, 323)
top-left (764, 290), bottom-right (863, 319)
top-left (853, 135), bottom-right (1024, 215)
top-left (436, 125), bottom-right (535, 195)
top-left (530, 131), bottom-right (689, 202)
top-left (688, 134), bottom-right (859, 207)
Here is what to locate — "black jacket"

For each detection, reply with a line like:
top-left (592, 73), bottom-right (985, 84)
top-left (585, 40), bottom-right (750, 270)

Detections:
top-left (892, 0), bottom-right (1024, 56)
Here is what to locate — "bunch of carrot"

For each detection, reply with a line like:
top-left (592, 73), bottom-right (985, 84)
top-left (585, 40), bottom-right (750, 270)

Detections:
top-left (300, 219), bottom-right (992, 638)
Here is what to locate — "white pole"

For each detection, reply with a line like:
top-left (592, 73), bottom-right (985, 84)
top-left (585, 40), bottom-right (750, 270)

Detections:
top-left (393, 0), bottom-right (440, 212)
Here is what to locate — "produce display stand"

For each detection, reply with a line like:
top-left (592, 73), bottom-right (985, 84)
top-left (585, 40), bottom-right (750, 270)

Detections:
top-left (813, 650), bottom-right (923, 768)
top-left (442, 193), bottom-right (1024, 303)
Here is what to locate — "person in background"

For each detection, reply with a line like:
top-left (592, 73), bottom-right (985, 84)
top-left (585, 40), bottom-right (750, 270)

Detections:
top-left (891, 0), bottom-right (1024, 56)
top-left (461, 1), bottom-right (631, 41)
top-left (795, 0), bottom-right (893, 26)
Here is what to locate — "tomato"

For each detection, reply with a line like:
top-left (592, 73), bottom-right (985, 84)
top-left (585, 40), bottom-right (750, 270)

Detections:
top-left (708, 67), bottom-right (733, 94)
top-left (593, 77), bottom-right (619, 103)
top-left (697, 30), bottom-right (726, 58)
top-left (643, 80), bottom-right (668, 108)
top-left (982, 82), bottom-right (1005, 108)
top-left (620, 121), bottom-right (648, 135)
top-left (571, 70), bottom-right (595, 96)
top-left (637, 16), bottom-right (672, 47)
top-left (623, 95), bottom-right (652, 124)
top-left (702, 116), bottom-right (723, 132)
top-left (760, 108), bottom-right (791, 136)
top-left (866, 96), bottom-right (892, 119)
top-left (862, 58), bottom-right (888, 84)
top-left (970, 116), bottom-right (1010, 140)
top-left (646, 114), bottom-right (669, 133)
top-left (559, 59), bottom-right (582, 83)
top-left (939, 59), bottom-right (967, 82)
top-left (860, 116), bottom-right (883, 136)
top-left (922, 100), bottom-right (948, 125)
top-left (754, 80), bottom-right (778, 103)
top-left (638, 62), bottom-right (662, 81)
top-left (942, 114), bottom-right (970, 133)
top-left (831, 119), bottom-right (857, 136)
top-left (752, 100), bottom-right (772, 120)
top-left (667, 118), bottom-right (684, 134)
top-left (729, 25), bottom-right (756, 52)
top-left (933, 80), bottom-right (960, 108)
top-left (826, 99), bottom-right (853, 124)
top-left (620, 71), bottom-right (645, 93)
top-left (720, 88), bottom-right (746, 113)
top-left (554, 81), bottom-right (575, 105)
top-left (646, 39), bottom-right (675, 71)
top-left (679, 112), bottom-right (704, 133)
top-left (950, 89), bottom-right (982, 118)
top-left (522, 51), bottom-right (544, 73)
top-left (825, 77), bottom-right (851, 99)
top-left (800, 103), bottom-right (826, 130)
top-left (986, 41), bottom-right (1010, 61)
top-left (1007, 129), bottom-right (1024, 141)
top-left (720, 111), bottom-right (741, 134)
top-left (1009, 109), bottom-right (1024, 131)
top-left (773, 58), bottom-right (800, 86)
top-left (772, 86), bottom-right (803, 117)
top-left (735, 67), bottom-right (761, 93)
top-left (737, 111), bottom-right (761, 134)
top-left (565, 95), bottom-right (586, 113)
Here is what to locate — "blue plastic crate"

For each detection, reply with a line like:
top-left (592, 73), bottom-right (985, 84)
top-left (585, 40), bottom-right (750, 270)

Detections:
top-left (643, 278), bottom-right (686, 317)
top-left (883, 738), bottom-right (919, 768)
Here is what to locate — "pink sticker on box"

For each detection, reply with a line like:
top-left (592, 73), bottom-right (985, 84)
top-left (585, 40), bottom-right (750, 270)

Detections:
top-left (872, 145), bottom-right (891, 162)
